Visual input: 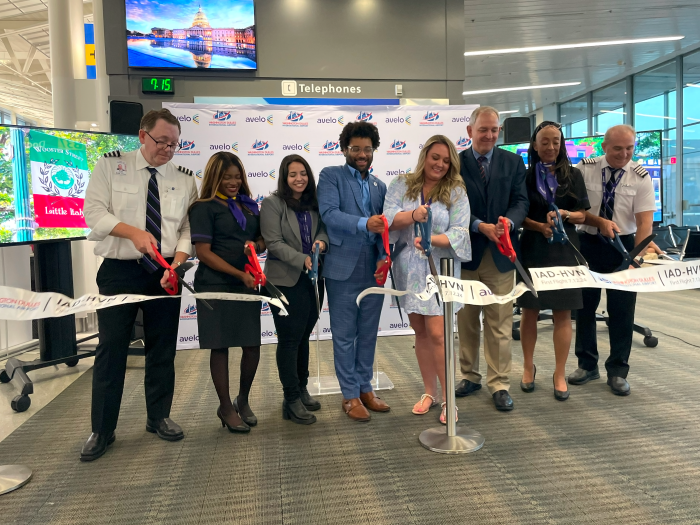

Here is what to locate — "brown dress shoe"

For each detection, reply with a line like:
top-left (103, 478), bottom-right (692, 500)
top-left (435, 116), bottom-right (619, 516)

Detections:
top-left (342, 398), bottom-right (371, 422)
top-left (360, 391), bottom-right (391, 412)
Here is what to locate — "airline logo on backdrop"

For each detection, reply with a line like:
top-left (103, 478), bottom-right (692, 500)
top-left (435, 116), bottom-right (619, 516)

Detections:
top-left (368, 166), bottom-right (374, 175)
top-left (195, 170), bottom-right (203, 179)
top-left (180, 303), bottom-right (197, 320)
top-left (316, 115), bottom-right (344, 126)
top-left (209, 143), bottom-right (238, 152)
top-left (356, 111), bottom-right (373, 122)
top-left (255, 194), bottom-right (265, 206)
top-left (248, 139), bottom-right (274, 156)
top-left (319, 140), bottom-right (342, 156)
top-left (385, 167), bottom-right (412, 177)
top-left (175, 140), bottom-right (200, 156)
top-left (257, 249), bottom-right (267, 262)
top-left (177, 115), bottom-right (199, 124)
top-left (245, 115), bottom-right (274, 125)
top-left (455, 137), bottom-right (472, 151)
top-left (283, 111), bottom-right (308, 127)
top-left (248, 168), bottom-right (276, 179)
top-left (261, 303), bottom-right (272, 316)
top-left (387, 139), bottom-right (410, 155)
top-left (282, 142), bottom-right (310, 152)
top-left (209, 111), bottom-right (236, 126)
top-left (452, 116), bottom-right (471, 123)
top-left (385, 115), bottom-right (411, 125)
top-left (420, 111), bottom-right (443, 126)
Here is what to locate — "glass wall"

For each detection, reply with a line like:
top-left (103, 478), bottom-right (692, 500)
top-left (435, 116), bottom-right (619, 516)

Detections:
top-left (683, 49), bottom-right (700, 226)
top-left (593, 81), bottom-right (626, 135)
top-left (560, 96), bottom-right (588, 138)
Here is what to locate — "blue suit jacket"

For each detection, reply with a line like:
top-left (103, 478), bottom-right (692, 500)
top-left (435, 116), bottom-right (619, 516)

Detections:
top-left (317, 164), bottom-right (387, 281)
top-left (459, 147), bottom-right (528, 273)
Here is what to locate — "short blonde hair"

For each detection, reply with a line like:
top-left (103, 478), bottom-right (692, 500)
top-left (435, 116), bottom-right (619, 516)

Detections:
top-left (469, 106), bottom-right (500, 128)
top-left (140, 109), bottom-right (181, 134)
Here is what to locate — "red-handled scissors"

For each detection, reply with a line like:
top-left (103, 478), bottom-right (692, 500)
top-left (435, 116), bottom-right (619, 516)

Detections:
top-left (495, 218), bottom-right (538, 297)
top-left (149, 244), bottom-right (213, 310)
top-left (375, 216), bottom-right (391, 286)
top-left (245, 244), bottom-right (289, 305)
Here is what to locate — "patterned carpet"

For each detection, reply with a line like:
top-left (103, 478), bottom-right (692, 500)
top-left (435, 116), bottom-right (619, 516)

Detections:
top-left (1, 289), bottom-right (699, 524)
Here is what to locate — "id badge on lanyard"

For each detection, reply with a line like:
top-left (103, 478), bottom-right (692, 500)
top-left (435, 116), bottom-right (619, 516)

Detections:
top-left (601, 167), bottom-right (623, 211)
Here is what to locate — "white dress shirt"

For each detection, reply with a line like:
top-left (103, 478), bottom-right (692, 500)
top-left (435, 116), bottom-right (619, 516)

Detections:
top-left (84, 148), bottom-right (198, 260)
top-left (576, 155), bottom-right (656, 236)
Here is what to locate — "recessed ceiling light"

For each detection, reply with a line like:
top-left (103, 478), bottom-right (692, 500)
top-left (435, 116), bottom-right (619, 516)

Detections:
top-left (462, 82), bottom-right (580, 96)
top-left (686, 83), bottom-right (700, 88)
top-left (464, 36), bottom-right (684, 56)
top-left (498, 110), bottom-right (520, 114)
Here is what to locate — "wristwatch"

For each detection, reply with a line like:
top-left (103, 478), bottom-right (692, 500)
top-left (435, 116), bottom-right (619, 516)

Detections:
top-left (564, 211), bottom-right (571, 222)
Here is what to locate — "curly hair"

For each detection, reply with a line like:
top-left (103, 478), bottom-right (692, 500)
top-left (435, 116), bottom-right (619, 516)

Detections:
top-left (402, 135), bottom-right (464, 209)
top-left (338, 121), bottom-right (380, 151)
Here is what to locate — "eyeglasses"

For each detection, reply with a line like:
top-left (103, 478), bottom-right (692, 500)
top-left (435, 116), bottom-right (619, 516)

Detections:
top-left (347, 146), bottom-right (375, 155)
top-left (144, 130), bottom-right (181, 152)
top-left (534, 121), bottom-right (562, 134)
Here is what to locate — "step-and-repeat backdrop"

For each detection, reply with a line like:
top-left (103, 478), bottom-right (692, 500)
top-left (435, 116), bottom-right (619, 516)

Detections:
top-left (163, 103), bottom-right (479, 348)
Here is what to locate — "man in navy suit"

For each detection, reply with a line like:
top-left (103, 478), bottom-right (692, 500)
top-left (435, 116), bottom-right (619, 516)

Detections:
top-left (317, 121), bottom-right (390, 422)
top-left (455, 106), bottom-right (528, 411)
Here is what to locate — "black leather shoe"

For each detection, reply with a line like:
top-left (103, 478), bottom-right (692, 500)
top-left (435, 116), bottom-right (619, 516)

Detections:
top-left (80, 431), bottom-right (115, 462)
top-left (553, 375), bottom-right (570, 401)
top-left (283, 399), bottom-right (317, 425)
top-left (493, 390), bottom-right (514, 411)
top-left (146, 417), bottom-right (184, 441)
top-left (300, 387), bottom-right (321, 411)
top-left (455, 379), bottom-right (482, 397)
top-left (217, 408), bottom-right (250, 433)
top-left (520, 364), bottom-right (536, 393)
top-left (233, 396), bottom-right (258, 426)
top-left (567, 367), bottom-right (600, 385)
top-left (607, 376), bottom-right (630, 396)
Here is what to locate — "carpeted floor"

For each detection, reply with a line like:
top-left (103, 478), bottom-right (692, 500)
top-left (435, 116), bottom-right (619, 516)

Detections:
top-left (1, 290), bottom-right (700, 524)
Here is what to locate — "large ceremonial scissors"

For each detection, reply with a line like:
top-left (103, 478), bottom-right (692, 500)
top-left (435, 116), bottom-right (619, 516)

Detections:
top-left (597, 231), bottom-right (657, 272)
top-left (374, 216), bottom-right (405, 323)
top-left (149, 244), bottom-right (213, 310)
top-left (245, 245), bottom-right (289, 305)
top-left (548, 203), bottom-right (588, 267)
top-left (496, 218), bottom-right (538, 297)
top-left (414, 207), bottom-right (443, 305)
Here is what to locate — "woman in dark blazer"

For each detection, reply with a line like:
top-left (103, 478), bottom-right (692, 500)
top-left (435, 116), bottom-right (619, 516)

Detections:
top-left (260, 154), bottom-right (329, 425)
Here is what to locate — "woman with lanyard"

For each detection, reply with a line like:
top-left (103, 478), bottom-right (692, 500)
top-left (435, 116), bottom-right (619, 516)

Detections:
top-left (260, 154), bottom-right (328, 425)
top-left (517, 122), bottom-right (590, 401)
top-left (383, 135), bottom-right (471, 424)
top-left (189, 152), bottom-right (266, 433)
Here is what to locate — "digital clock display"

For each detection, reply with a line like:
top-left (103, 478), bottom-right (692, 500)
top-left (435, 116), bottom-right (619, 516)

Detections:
top-left (142, 77), bottom-right (174, 94)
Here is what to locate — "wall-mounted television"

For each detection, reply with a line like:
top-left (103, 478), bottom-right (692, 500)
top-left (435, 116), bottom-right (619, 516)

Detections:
top-left (0, 126), bottom-right (140, 246)
top-left (499, 130), bottom-right (663, 223)
top-left (125, 0), bottom-right (257, 70)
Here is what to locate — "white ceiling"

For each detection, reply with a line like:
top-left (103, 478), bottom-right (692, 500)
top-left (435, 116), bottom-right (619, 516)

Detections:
top-left (462, 0), bottom-right (700, 116)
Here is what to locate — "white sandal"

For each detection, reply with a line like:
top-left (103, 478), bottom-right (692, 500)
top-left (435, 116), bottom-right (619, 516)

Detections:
top-left (440, 402), bottom-right (458, 424)
top-left (412, 394), bottom-right (437, 415)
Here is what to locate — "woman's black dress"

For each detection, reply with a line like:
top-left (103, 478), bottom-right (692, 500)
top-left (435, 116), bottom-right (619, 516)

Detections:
top-left (190, 199), bottom-right (261, 349)
top-left (517, 167), bottom-right (590, 311)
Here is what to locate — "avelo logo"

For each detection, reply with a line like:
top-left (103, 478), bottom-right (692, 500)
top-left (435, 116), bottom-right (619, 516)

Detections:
top-left (192, 114), bottom-right (200, 124)
top-left (420, 111), bottom-right (443, 126)
top-left (452, 116), bottom-right (470, 123)
top-left (385, 168), bottom-right (412, 176)
top-left (282, 144), bottom-right (306, 151)
top-left (195, 170), bottom-right (203, 179)
top-left (177, 115), bottom-right (196, 122)
top-left (245, 116), bottom-right (273, 125)
top-left (357, 111), bottom-right (373, 122)
top-left (269, 169), bottom-right (276, 180)
top-left (267, 115), bottom-right (273, 125)
top-left (261, 330), bottom-right (276, 337)
top-left (385, 116), bottom-right (411, 125)
top-left (304, 142), bottom-right (310, 152)
top-left (390, 322), bottom-right (410, 329)
top-left (316, 116), bottom-right (344, 125)
top-left (209, 143), bottom-right (238, 151)
top-left (248, 169), bottom-right (276, 179)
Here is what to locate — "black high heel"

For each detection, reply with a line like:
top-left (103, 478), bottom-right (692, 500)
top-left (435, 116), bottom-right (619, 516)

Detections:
top-left (520, 364), bottom-right (536, 393)
top-left (553, 374), bottom-right (570, 401)
top-left (233, 396), bottom-right (258, 426)
top-left (282, 399), bottom-right (317, 425)
top-left (217, 408), bottom-right (250, 433)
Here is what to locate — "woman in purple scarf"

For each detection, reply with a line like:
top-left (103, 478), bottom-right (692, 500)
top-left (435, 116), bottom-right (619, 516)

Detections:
top-left (518, 122), bottom-right (590, 401)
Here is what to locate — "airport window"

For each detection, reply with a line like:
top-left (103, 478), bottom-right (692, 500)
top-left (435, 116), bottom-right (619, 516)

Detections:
top-left (593, 81), bottom-right (626, 135)
top-left (560, 96), bottom-right (588, 138)
top-left (683, 50), bottom-right (700, 226)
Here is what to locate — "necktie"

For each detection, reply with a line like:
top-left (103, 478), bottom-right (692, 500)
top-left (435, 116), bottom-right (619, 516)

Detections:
top-left (141, 167), bottom-right (162, 273)
top-left (599, 168), bottom-right (618, 220)
top-left (477, 156), bottom-right (488, 186)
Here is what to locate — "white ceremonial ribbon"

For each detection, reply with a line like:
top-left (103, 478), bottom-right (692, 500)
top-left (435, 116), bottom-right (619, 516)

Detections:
top-left (357, 259), bottom-right (700, 307)
top-left (0, 287), bottom-right (288, 321)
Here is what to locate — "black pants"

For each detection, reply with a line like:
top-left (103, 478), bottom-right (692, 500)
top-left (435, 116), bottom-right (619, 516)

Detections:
top-left (270, 274), bottom-right (325, 402)
top-left (91, 258), bottom-right (181, 433)
top-left (575, 233), bottom-right (637, 378)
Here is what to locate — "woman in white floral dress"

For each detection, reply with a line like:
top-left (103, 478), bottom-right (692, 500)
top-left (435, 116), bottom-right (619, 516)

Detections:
top-left (383, 135), bottom-right (471, 424)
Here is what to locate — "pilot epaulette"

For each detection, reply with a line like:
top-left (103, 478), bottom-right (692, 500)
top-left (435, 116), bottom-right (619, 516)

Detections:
top-left (103, 150), bottom-right (121, 158)
top-left (177, 165), bottom-right (194, 176)
top-left (581, 157), bottom-right (596, 165)
top-left (633, 164), bottom-right (649, 178)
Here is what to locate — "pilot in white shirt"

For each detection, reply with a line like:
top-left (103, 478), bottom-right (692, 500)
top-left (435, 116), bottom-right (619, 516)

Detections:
top-left (569, 124), bottom-right (656, 397)
top-left (79, 109), bottom-right (198, 463)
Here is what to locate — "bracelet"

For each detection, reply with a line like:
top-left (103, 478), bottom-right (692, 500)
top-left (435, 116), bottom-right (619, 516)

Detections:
top-left (411, 209), bottom-right (417, 222)
top-left (173, 261), bottom-right (182, 267)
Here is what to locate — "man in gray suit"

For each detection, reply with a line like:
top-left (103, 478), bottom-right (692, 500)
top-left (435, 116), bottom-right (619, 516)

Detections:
top-left (317, 121), bottom-right (389, 422)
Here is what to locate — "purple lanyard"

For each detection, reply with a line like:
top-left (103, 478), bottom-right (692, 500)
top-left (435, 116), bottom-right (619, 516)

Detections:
top-left (420, 191), bottom-right (432, 206)
top-left (601, 167), bottom-right (624, 210)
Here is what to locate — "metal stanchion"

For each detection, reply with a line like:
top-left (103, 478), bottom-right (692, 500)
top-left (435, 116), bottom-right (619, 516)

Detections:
top-left (0, 465), bottom-right (32, 495)
top-left (419, 258), bottom-right (485, 454)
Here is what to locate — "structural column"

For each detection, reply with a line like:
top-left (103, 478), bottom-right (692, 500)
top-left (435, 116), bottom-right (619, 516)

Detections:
top-left (48, 0), bottom-right (77, 128)
top-left (92, 0), bottom-right (111, 131)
